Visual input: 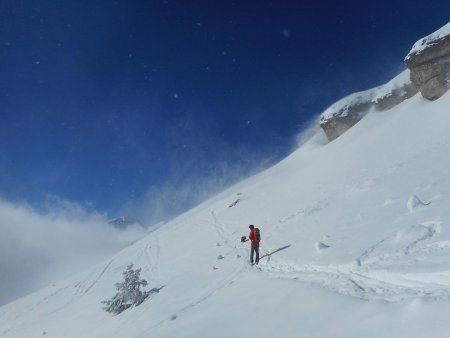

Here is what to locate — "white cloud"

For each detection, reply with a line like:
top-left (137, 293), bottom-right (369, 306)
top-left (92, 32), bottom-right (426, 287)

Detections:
top-left (0, 198), bottom-right (147, 305)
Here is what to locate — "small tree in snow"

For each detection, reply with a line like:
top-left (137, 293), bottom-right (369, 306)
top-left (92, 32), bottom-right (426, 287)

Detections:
top-left (102, 263), bottom-right (150, 315)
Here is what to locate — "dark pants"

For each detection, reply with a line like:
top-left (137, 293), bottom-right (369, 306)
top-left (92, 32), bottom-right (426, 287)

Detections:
top-left (251, 243), bottom-right (259, 264)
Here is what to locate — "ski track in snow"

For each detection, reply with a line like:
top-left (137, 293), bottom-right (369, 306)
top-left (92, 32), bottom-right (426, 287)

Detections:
top-left (211, 209), bottom-right (250, 270)
top-left (259, 220), bottom-right (450, 301)
top-left (357, 221), bottom-right (441, 267)
top-left (23, 257), bottom-right (116, 318)
top-left (166, 263), bottom-right (243, 323)
top-left (83, 259), bottom-right (115, 295)
top-left (145, 262), bottom-right (244, 333)
top-left (115, 209), bottom-right (450, 329)
top-left (140, 235), bottom-right (161, 280)
top-left (144, 210), bottom-right (248, 331)
top-left (261, 260), bottom-right (450, 302)
top-left (212, 210), bottom-right (450, 302)
top-left (278, 199), bottom-right (329, 224)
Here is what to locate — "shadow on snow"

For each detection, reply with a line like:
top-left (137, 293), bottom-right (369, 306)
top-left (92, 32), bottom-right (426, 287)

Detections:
top-left (260, 245), bottom-right (291, 260)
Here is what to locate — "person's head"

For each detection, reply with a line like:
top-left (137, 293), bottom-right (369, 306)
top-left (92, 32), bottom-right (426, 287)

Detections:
top-left (249, 225), bottom-right (254, 230)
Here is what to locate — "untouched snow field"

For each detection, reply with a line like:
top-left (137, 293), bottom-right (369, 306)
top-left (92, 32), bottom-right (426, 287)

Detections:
top-left (2, 91), bottom-right (450, 337)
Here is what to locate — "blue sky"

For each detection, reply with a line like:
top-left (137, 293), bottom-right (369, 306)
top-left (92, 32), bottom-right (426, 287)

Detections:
top-left (1, 0), bottom-right (449, 224)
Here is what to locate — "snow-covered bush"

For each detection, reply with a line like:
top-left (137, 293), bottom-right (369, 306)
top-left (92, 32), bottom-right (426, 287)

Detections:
top-left (102, 263), bottom-right (151, 315)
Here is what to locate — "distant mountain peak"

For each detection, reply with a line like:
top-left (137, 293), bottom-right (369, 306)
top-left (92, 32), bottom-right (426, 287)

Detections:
top-left (108, 216), bottom-right (141, 229)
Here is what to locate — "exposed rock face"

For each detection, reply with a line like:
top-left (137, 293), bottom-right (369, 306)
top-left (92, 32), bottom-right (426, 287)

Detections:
top-left (320, 91), bottom-right (373, 142)
top-left (373, 80), bottom-right (418, 111)
top-left (320, 70), bottom-right (417, 141)
top-left (405, 23), bottom-right (450, 101)
top-left (320, 106), bottom-right (370, 142)
top-left (319, 23), bottom-right (450, 142)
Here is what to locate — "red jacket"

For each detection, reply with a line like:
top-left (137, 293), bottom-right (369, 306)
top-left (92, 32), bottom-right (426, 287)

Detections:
top-left (249, 228), bottom-right (260, 246)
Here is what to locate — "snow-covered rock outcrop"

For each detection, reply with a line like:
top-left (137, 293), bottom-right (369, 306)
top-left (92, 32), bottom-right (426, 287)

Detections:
top-left (372, 70), bottom-right (418, 111)
top-left (319, 89), bottom-right (374, 142)
top-left (405, 22), bottom-right (450, 101)
top-left (320, 70), bottom-right (417, 141)
top-left (321, 23), bottom-right (450, 142)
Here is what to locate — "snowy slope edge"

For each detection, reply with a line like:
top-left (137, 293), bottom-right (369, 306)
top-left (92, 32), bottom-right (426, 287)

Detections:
top-left (320, 21), bottom-right (450, 141)
top-left (320, 70), bottom-right (417, 141)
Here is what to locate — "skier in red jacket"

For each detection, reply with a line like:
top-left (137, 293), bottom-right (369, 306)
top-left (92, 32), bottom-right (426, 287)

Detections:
top-left (248, 225), bottom-right (260, 265)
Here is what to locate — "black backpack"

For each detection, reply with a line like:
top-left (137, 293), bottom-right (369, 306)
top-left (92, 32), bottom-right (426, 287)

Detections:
top-left (254, 228), bottom-right (261, 241)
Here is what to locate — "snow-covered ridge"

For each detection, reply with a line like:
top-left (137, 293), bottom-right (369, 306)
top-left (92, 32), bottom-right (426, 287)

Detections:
top-left (320, 70), bottom-right (417, 141)
top-left (320, 70), bottom-right (412, 122)
top-left (372, 70), bottom-right (412, 103)
top-left (320, 88), bottom-right (374, 122)
top-left (321, 22), bottom-right (450, 142)
top-left (407, 22), bottom-right (450, 57)
top-left (405, 22), bottom-right (450, 101)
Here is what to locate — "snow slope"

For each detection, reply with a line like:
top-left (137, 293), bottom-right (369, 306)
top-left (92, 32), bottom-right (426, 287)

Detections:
top-left (2, 92), bottom-right (450, 337)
